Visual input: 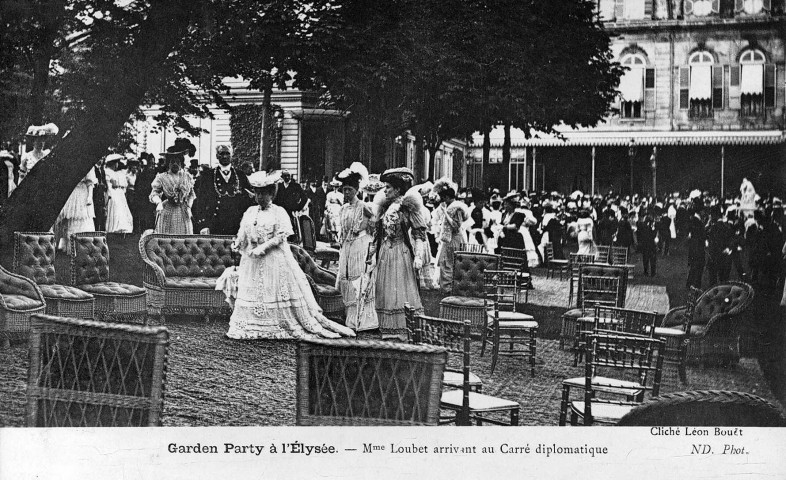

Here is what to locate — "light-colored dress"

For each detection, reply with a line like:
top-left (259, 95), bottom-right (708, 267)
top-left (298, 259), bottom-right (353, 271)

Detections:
top-left (337, 199), bottom-right (378, 331)
top-left (373, 192), bottom-right (427, 340)
top-left (516, 207), bottom-right (540, 267)
top-left (54, 169), bottom-right (97, 250)
top-left (577, 217), bottom-right (598, 256)
top-left (150, 170), bottom-right (195, 234)
top-left (105, 168), bottom-right (133, 233)
top-left (437, 200), bottom-right (469, 292)
top-left (226, 204), bottom-right (354, 340)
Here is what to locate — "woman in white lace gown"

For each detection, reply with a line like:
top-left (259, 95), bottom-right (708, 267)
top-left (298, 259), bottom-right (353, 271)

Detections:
top-left (104, 154), bottom-right (134, 233)
top-left (576, 209), bottom-right (598, 256)
top-left (226, 170), bottom-right (355, 340)
top-left (53, 168), bottom-right (97, 251)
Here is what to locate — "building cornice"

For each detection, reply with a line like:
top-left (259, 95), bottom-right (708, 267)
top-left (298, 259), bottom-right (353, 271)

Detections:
top-left (604, 14), bottom-right (783, 34)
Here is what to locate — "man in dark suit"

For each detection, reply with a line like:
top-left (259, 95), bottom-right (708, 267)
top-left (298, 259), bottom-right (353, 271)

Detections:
top-left (192, 145), bottom-right (253, 235)
top-left (686, 204), bottom-right (707, 289)
top-left (274, 169), bottom-right (308, 242)
top-left (312, 176), bottom-right (329, 240)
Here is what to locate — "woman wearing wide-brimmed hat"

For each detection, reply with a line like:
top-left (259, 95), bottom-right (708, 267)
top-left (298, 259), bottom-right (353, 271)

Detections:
top-left (149, 143), bottom-right (196, 234)
top-left (225, 170), bottom-right (355, 340)
top-left (370, 167), bottom-right (427, 340)
top-left (19, 123), bottom-right (58, 183)
top-left (335, 163), bottom-right (378, 332)
top-left (104, 153), bottom-right (134, 233)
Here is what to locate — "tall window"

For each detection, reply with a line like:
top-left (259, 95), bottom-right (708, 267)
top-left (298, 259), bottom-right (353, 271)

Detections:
top-left (685, 0), bottom-right (721, 16)
top-left (681, 51), bottom-right (716, 118)
top-left (619, 54), bottom-right (646, 118)
top-left (738, 0), bottom-right (771, 15)
top-left (739, 49), bottom-right (768, 116)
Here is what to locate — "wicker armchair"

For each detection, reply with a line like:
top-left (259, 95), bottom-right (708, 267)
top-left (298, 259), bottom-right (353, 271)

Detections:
top-left (13, 232), bottom-right (94, 320)
top-left (438, 252), bottom-right (501, 337)
top-left (289, 244), bottom-right (345, 321)
top-left (26, 314), bottom-right (169, 427)
top-left (139, 233), bottom-right (235, 322)
top-left (617, 390), bottom-right (786, 426)
top-left (0, 264), bottom-right (46, 348)
top-left (69, 232), bottom-right (147, 324)
top-left (560, 331), bottom-right (664, 426)
top-left (296, 338), bottom-right (447, 425)
top-left (663, 282), bottom-right (754, 366)
top-left (299, 215), bottom-right (339, 268)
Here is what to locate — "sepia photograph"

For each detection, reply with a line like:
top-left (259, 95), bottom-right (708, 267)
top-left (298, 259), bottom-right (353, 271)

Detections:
top-left (1, 0), bottom-right (785, 478)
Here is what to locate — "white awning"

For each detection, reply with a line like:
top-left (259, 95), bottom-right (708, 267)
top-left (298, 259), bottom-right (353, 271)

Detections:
top-left (619, 67), bottom-right (644, 102)
top-left (290, 108), bottom-right (347, 120)
top-left (741, 64), bottom-right (764, 95)
top-left (506, 130), bottom-right (786, 147)
top-left (689, 65), bottom-right (712, 101)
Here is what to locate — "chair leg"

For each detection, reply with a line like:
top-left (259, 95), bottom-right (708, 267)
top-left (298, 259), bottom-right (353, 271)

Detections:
top-left (1, 334), bottom-right (9, 349)
top-left (530, 330), bottom-right (537, 377)
top-left (490, 340), bottom-right (499, 374)
top-left (570, 410), bottom-right (579, 426)
top-left (559, 387), bottom-right (570, 426)
top-left (510, 408), bottom-right (519, 426)
top-left (480, 325), bottom-right (488, 356)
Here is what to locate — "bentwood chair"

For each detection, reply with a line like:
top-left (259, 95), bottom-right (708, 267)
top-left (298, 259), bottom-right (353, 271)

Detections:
top-left (595, 245), bottom-right (611, 265)
top-left (544, 242), bottom-right (569, 280)
top-left (439, 252), bottom-right (501, 338)
top-left (0, 265), bottom-right (46, 348)
top-left (26, 314), bottom-right (169, 427)
top-left (482, 270), bottom-right (538, 376)
top-left (410, 313), bottom-right (519, 426)
top-left (610, 246), bottom-right (636, 279)
top-left (68, 232), bottom-right (147, 324)
top-left (405, 304), bottom-right (482, 393)
top-left (560, 331), bottom-right (664, 426)
top-left (13, 232), bottom-right (95, 320)
top-left (567, 253), bottom-right (596, 307)
top-left (498, 247), bottom-right (532, 305)
top-left (655, 286), bottom-right (702, 384)
top-left (295, 338), bottom-right (447, 426)
top-left (617, 390), bottom-right (786, 427)
top-left (458, 243), bottom-right (486, 254)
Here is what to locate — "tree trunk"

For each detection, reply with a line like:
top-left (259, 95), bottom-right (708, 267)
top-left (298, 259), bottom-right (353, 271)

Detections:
top-left (0, 0), bottom-right (197, 248)
top-left (28, 0), bottom-right (67, 126)
top-left (426, 136), bottom-right (441, 181)
top-left (502, 123), bottom-right (511, 192)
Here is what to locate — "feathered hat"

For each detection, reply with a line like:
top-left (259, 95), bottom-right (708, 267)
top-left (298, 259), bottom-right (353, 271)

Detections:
top-left (25, 123), bottom-right (59, 138)
top-left (431, 177), bottom-right (457, 198)
top-left (363, 174), bottom-right (384, 194)
top-left (337, 162), bottom-right (369, 191)
top-left (248, 170), bottom-right (282, 188)
top-left (380, 167), bottom-right (414, 191)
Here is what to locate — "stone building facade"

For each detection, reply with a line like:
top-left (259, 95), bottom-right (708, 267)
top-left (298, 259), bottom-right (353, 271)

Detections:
top-left (468, 0), bottom-right (786, 197)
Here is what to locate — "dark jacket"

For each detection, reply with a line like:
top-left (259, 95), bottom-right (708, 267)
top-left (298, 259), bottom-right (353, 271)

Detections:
top-left (192, 167), bottom-right (253, 235)
top-left (687, 214), bottom-right (707, 264)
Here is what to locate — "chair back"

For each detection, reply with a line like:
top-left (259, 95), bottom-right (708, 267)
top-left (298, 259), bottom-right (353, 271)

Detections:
top-left (484, 269), bottom-right (518, 313)
top-left (569, 253), bottom-right (595, 278)
top-left (299, 215), bottom-right (317, 252)
top-left (595, 245), bottom-right (611, 264)
top-left (692, 281), bottom-right (754, 327)
top-left (593, 305), bottom-right (658, 337)
top-left (296, 338), bottom-right (447, 426)
top-left (288, 244), bottom-right (337, 286)
top-left (499, 247), bottom-right (528, 274)
top-left (450, 252), bottom-right (500, 298)
top-left (69, 232), bottom-right (110, 285)
top-left (26, 314), bottom-right (169, 427)
top-left (544, 243), bottom-right (555, 263)
top-left (404, 305), bottom-right (472, 426)
top-left (579, 264), bottom-right (627, 309)
top-left (610, 246), bottom-right (629, 265)
top-left (617, 390), bottom-right (786, 426)
top-left (13, 231), bottom-right (57, 285)
top-left (458, 243), bottom-right (485, 253)
top-left (139, 233), bottom-right (235, 279)
top-left (582, 331), bottom-right (664, 425)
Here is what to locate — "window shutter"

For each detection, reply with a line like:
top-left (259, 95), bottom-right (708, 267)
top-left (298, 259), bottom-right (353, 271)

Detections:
top-left (644, 68), bottom-right (656, 111)
top-left (599, 0), bottom-right (616, 20)
top-left (712, 65), bottom-right (724, 109)
top-left (763, 0), bottom-right (772, 12)
top-left (614, 0), bottom-right (625, 19)
top-left (729, 65), bottom-right (741, 109)
top-left (645, 0), bottom-right (653, 17)
top-left (712, 0), bottom-right (721, 13)
top-left (734, 0), bottom-right (744, 12)
top-left (679, 66), bottom-right (690, 109)
top-left (684, 0), bottom-right (695, 15)
top-left (764, 64), bottom-right (776, 107)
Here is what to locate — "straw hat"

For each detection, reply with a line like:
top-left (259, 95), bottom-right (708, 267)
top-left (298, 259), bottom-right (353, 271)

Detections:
top-left (248, 170), bottom-right (282, 188)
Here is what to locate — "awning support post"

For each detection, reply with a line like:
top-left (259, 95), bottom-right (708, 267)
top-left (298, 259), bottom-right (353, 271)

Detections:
top-left (721, 145), bottom-right (725, 198)
top-left (591, 146), bottom-right (596, 196)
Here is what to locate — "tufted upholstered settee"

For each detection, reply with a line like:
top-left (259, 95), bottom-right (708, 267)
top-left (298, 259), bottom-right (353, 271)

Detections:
top-left (70, 232), bottom-right (147, 324)
top-left (662, 281), bottom-right (754, 365)
top-left (13, 232), bottom-right (95, 320)
top-left (139, 233), bottom-right (235, 322)
top-left (288, 244), bottom-right (344, 321)
top-left (0, 264), bottom-right (45, 348)
top-left (438, 252), bottom-right (501, 337)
